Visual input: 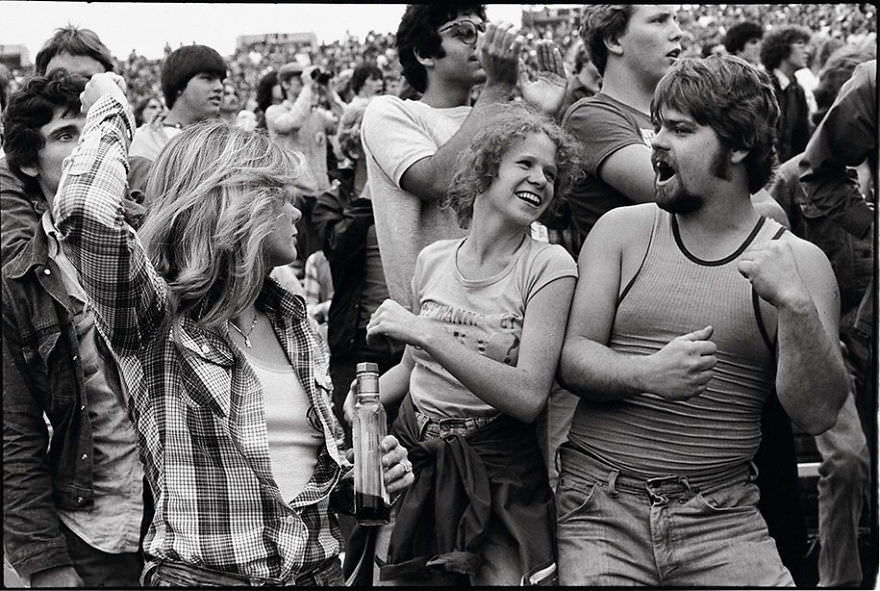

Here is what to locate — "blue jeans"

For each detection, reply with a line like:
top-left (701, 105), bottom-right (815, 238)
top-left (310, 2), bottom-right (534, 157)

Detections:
top-left (556, 445), bottom-right (794, 586)
top-left (815, 390), bottom-right (869, 586)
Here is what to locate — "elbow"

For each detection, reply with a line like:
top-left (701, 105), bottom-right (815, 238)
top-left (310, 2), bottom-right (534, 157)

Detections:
top-left (800, 412), bottom-right (837, 436)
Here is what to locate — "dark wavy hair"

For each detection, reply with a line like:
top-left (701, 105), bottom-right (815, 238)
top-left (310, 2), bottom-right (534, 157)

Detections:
top-left (579, 5), bottom-right (636, 76)
top-left (35, 25), bottom-right (114, 75)
top-left (723, 21), bottom-right (763, 55)
top-left (351, 64), bottom-right (384, 95)
top-left (445, 104), bottom-right (583, 229)
top-left (396, 3), bottom-right (486, 93)
top-left (2, 69), bottom-right (86, 195)
top-left (760, 26), bottom-right (811, 71)
top-left (651, 56), bottom-right (780, 194)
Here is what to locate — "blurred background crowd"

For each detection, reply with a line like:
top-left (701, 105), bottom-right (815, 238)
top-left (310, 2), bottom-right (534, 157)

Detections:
top-left (1, 4), bottom-right (876, 123)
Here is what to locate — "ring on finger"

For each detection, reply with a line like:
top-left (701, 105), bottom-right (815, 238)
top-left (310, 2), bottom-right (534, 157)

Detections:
top-left (401, 459), bottom-right (412, 473)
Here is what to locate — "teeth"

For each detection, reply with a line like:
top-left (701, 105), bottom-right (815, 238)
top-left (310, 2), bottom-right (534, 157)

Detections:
top-left (515, 191), bottom-right (542, 206)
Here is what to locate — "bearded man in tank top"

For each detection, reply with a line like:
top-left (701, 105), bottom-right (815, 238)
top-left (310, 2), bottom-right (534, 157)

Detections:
top-left (555, 55), bottom-right (848, 587)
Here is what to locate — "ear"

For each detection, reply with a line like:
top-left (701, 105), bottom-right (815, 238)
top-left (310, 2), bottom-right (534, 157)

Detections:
top-left (730, 148), bottom-right (749, 164)
top-left (19, 164), bottom-right (39, 179)
top-left (604, 33), bottom-right (625, 57)
top-left (413, 47), bottom-right (435, 69)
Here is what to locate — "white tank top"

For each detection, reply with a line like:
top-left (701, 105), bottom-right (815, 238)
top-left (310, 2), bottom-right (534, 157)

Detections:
top-left (244, 352), bottom-right (322, 502)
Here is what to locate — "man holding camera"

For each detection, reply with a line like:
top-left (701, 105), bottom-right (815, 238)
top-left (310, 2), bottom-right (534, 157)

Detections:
top-left (267, 62), bottom-right (347, 270)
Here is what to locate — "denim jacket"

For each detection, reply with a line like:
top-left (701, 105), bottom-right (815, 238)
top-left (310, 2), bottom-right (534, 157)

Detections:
top-left (2, 226), bottom-right (96, 578)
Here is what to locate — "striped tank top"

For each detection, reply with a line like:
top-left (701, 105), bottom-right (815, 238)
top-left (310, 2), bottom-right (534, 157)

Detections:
top-left (568, 208), bottom-right (784, 478)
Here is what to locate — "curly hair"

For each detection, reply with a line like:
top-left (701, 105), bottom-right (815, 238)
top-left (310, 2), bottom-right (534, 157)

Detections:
top-left (396, 3), bottom-right (486, 93)
top-left (35, 25), bottom-right (115, 75)
top-left (138, 120), bottom-right (306, 331)
top-left (579, 5), bottom-right (636, 76)
top-left (445, 104), bottom-right (583, 229)
top-left (760, 26), bottom-right (811, 71)
top-left (2, 69), bottom-right (85, 195)
top-left (723, 21), bottom-right (763, 55)
top-left (812, 44), bottom-right (876, 125)
top-left (651, 56), bottom-right (780, 194)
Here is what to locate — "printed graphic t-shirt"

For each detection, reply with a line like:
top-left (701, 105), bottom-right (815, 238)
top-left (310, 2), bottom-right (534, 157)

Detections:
top-left (408, 237), bottom-right (577, 419)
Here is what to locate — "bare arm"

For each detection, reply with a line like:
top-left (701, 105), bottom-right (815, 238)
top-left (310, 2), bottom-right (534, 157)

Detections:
top-left (559, 206), bottom-right (717, 400)
top-left (398, 22), bottom-right (522, 202)
top-left (738, 237), bottom-right (848, 434)
top-left (367, 275), bottom-right (576, 423)
top-left (595, 143), bottom-right (657, 204)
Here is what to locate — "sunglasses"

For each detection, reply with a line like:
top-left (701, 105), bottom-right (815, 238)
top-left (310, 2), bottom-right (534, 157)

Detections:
top-left (437, 20), bottom-right (486, 47)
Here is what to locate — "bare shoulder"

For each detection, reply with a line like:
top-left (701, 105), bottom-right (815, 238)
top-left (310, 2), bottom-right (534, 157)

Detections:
top-left (589, 204), bottom-right (656, 248)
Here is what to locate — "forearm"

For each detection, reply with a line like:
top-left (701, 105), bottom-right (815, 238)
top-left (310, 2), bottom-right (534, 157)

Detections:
top-left (53, 94), bottom-right (165, 353)
top-left (559, 336), bottom-right (653, 402)
top-left (403, 83), bottom-right (513, 202)
top-left (775, 301), bottom-right (848, 434)
top-left (378, 349), bottom-right (415, 407)
top-left (267, 88), bottom-right (316, 133)
top-left (419, 327), bottom-right (551, 422)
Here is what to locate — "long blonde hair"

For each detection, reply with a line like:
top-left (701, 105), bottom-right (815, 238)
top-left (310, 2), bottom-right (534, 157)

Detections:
top-left (138, 120), bottom-right (304, 331)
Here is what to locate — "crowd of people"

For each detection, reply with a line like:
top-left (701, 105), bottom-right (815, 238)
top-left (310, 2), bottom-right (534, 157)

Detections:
top-left (0, 2), bottom-right (875, 588)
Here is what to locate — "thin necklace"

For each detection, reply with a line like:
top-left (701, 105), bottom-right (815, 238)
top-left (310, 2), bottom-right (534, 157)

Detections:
top-left (228, 313), bottom-right (258, 348)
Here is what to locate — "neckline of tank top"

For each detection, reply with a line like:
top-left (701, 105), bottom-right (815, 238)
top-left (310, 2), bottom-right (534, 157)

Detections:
top-left (671, 214), bottom-right (767, 267)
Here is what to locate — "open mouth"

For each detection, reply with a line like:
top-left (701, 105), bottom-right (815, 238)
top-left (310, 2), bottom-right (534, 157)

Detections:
top-left (654, 161), bottom-right (676, 183)
top-left (515, 191), bottom-right (542, 207)
top-left (666, 48), bottom-right (681, 60)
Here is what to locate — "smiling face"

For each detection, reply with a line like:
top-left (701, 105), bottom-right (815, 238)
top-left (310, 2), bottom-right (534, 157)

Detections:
top-left (177, 72), bottom-right (223, 120)
top-left (618, 5), bottom-right (683, 87)
top-left (481, 132), bottom-right (558, 226)
top-left (651, 106), bottom-right (729, 214)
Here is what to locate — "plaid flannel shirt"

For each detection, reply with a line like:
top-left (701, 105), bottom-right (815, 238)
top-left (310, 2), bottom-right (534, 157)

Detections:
top-left (52, 94), bottom-right (352, 582)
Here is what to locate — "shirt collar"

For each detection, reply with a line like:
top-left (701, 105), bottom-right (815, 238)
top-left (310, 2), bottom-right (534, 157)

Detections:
top-left (41, 210), bottom-right (62, 258)
top-left (773, 68), bottom-right (791, 91)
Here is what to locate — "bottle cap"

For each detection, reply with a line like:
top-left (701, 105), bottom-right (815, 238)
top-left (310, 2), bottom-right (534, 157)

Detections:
top-left (356, 362), bottom-right (379, 374)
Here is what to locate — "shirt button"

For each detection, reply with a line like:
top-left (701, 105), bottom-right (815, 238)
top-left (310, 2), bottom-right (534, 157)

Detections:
top-left (80, 405), bottom-right (86, 411)
top-left (75, 496), bottom-right (84, 504)
top-left (72, 355), bottom-right (78, 361)
top-left (43, 268), bottom-right (51, 275)
top-left (80, 453), bottom-right (88, 460)
top-left (201, 344), bottom-right (210, 354)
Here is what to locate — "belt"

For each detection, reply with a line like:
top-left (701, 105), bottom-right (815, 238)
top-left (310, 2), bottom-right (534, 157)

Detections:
top-left (559, 442), bottom-right (755, 501)
top-left (146, 557), bottom-right (341, 587)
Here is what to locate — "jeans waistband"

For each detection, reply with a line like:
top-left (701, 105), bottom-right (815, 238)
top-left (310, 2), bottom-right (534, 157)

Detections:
top-left (559, 442), bottom-right (756, 498)
top-left (145, 556), bottom-right (342, 586)
top-left (413, 406), bottom-right (499, 440)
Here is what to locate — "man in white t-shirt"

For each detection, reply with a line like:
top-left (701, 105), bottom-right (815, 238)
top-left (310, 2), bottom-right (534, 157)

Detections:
top-left (361, 3), bottom-right (566, 310)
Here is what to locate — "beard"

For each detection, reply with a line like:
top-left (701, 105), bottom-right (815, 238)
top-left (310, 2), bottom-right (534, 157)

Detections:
top-left (655, 180), bottom-right (704, 214)
top-left (654, 146), bottom-right (731, 214)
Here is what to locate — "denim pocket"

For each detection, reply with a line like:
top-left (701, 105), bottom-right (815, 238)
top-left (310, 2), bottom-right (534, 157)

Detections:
top-left (694, 482), bottom-right (760, 514)
top-left (555, 474), bottom-right (599, 523)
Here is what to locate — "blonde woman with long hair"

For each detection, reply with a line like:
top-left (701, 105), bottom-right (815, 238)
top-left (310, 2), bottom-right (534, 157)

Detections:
top-left (52, 72), bottom-right (413, 587)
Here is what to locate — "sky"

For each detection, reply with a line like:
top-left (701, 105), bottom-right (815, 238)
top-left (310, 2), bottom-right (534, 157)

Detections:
top-left (1, 2), bottom-right (530, 63)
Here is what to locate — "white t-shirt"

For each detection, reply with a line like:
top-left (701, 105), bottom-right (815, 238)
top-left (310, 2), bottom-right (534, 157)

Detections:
top-left (360, 95), bottom-right (470, 310)
top-left (408, 236), bottom-right (577, 419)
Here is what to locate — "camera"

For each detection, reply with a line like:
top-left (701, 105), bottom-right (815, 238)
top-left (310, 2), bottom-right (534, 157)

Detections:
top-left (311, 68), bottom-right (334, 85)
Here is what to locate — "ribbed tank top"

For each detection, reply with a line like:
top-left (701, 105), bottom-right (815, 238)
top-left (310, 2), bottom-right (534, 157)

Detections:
top-left (568, 208), bottom-right (783, 477)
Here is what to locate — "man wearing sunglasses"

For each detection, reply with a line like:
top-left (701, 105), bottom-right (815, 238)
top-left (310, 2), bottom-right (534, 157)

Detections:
top-left (361, 3), bottom-right (567, 313)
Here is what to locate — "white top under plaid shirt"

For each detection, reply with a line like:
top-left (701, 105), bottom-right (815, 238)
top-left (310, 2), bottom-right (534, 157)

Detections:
top-left (53, 94), bottom-right (352, 582)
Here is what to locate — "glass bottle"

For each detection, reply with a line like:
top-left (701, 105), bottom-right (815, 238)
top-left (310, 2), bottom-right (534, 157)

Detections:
top-left (352, 362), bottom-right (390, 525)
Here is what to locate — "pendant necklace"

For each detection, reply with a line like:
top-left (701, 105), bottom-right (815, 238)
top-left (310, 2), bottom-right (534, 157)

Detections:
top-left (229, 313), bottom-right (258, 348)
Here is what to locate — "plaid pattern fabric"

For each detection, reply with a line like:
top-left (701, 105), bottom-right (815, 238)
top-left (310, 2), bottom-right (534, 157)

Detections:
top-left (53, 95), bottom-right (352, 582)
